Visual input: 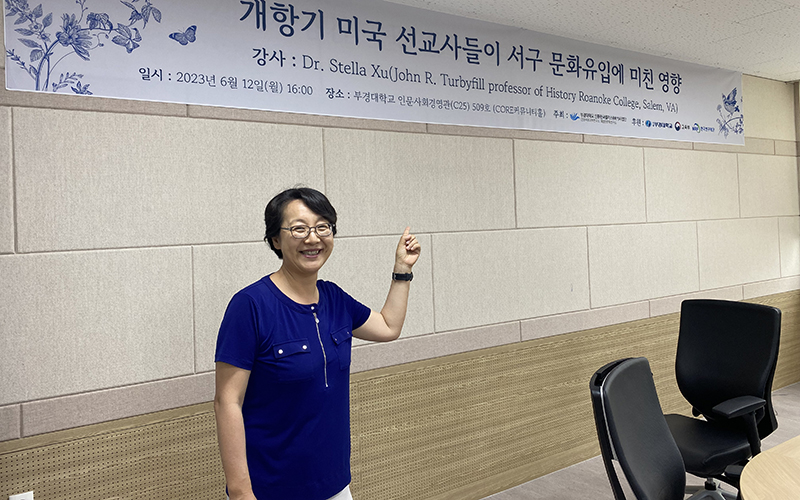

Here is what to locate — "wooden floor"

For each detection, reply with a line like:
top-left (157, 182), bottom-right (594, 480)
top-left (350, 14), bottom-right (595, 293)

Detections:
top-left (483, 381), bottom-right (800, 499)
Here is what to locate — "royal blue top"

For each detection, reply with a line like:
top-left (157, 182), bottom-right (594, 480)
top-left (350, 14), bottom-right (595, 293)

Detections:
top-left (215, 276), bottom-right (371, 500)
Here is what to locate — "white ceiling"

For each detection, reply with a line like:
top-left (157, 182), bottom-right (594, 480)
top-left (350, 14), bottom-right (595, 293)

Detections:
top-left (386, 0), bottom-right (800, 82)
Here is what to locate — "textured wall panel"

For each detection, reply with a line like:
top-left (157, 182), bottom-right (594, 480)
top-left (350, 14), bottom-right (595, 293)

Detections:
top-left (796, 83), bottom-right (800, 141)
top-left (649, 286), bottom-right (744, 317)
top-left (644, 149), bottom-right (739, 222)
top-left (192, 242), bottom-right (279, 373)
top-left (432, 228), bottom-right (589, 332)
top-left (774, 140), bottom-right (799, 156)
top-left (0, 248), bottom-right (193, 405)
top-left (0, 107), bottom-right (12, 254)
top-left (780, 216), bottom-right (800, 277)
top-left (0, 405), bottom-right (20, 442)
top-left (324, 129), bottom-right (515, 236)
top-left (588, 222), bottom-right (699, 307)
top-left (520, 301), bottom-right (650, 341)
top-left (320, 234), bottom-right (434, 345)
top-left (13, 108), bottom-right (323, 252)
top-left (582, 134), bottom-right (692, 150)
top-left (352, 322), bottom-right (520, 373)
top-left (0, 81), bottom-right (187, 117)
top-left (744, 277), bottom-right (800, 300)
top-left (739, 154), bottom-right (800, 217)
top-left (428, 123), bottom-right (583, 142)
top-left (692, 137), bottom-right (773, 155)
top-left (188, 105), bottom-right (427, 133)
top-left (515, 140), bottom-right (646, 227)
top-left (742, 75), bottom-right (797, 141)
top-left (21, 373), bottom-right (214, 437)
top-left (698, 217), bottom-right (781, 290)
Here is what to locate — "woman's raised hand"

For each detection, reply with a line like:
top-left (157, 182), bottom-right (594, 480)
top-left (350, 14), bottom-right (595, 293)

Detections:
top-left (394, 227), bottom-right (420, 272)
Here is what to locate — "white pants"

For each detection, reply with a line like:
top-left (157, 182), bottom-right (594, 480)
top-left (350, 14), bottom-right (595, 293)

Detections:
top-left (328, 485), bottom-right (353, 500)
top-left (227, 484), bottom-right (352, 500)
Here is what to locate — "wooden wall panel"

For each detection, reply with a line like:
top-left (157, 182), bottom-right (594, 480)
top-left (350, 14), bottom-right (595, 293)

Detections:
top-left (750, 290), bottom-right (800, 389)
top-left (1, 290), bottom-right (798, 500)
top-left (349, 312), bottom-right (686, 500)
top-left (349, 290), bottom-right (800, 499)
top-left (0, 405), bottom-right (225, 500)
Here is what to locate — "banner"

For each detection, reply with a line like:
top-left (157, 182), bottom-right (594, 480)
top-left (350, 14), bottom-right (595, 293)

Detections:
top-left (4, 0), bottom-right (744, 144)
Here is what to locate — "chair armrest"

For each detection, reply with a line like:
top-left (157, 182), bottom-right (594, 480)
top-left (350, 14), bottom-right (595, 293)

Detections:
top-left (711, 396), bottom-right (766, 457)
top-left (711, 396), bottom-right (765, 419)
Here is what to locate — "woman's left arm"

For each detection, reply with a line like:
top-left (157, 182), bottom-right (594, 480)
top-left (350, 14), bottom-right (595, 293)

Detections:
top-left (353, 227), bottom-right (421, 342)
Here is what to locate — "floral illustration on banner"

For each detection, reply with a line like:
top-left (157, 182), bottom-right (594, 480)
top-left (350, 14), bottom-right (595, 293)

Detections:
top-left (5, 0), bottom-right (162, 94)
top-left (716, 88), bottom-right (744, 137)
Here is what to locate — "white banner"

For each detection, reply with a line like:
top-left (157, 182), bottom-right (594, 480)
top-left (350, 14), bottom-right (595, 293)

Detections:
top-left (4, 0), bottom-right (744, 144)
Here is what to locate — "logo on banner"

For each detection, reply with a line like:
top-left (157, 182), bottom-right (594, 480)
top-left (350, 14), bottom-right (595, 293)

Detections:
top-left (692, 123), bottom-right (716, 133)
top-left (646, 121), bottom-right (673, 129)
top-left (717, 88), bottom-right (744, 137)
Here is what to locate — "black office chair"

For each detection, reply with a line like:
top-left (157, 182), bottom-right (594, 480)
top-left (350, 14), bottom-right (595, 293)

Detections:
top-left (664, 299), bottom-right (781, 499)
top-left (590, 357), bottom-right (720, 499)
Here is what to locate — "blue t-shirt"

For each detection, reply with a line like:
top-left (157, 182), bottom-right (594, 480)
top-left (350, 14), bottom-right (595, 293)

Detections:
top-left (215, 276), bottom-right (371, 500)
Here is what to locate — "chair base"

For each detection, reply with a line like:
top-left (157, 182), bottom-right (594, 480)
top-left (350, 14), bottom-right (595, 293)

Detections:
top-left (686, 491), bottom-right (735, 499)
top-left (685, 481), bottom-right (738, 500)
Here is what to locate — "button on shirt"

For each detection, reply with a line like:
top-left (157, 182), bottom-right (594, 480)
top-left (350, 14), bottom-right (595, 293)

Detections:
top-left (215, 276), bottom-right (370, 500)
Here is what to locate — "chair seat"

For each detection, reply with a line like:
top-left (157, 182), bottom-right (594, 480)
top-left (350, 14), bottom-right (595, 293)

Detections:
top-left (665, 413), bottom-right (752, 476)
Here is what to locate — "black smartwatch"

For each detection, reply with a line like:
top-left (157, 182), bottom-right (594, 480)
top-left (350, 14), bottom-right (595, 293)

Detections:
top-left (392, 272), bottom-right (413, 281)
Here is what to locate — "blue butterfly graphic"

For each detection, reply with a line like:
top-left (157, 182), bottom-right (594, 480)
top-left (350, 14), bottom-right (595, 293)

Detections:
top-left (169, 25), bottom-right (197, 45)
top-left (722, 88), bottom-right (739, 114)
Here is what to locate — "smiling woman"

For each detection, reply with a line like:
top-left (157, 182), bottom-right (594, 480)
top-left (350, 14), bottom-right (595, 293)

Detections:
top-left (270, 200), bottom-right (336, 284)
top-left (213, 187), bottom-right (421, 500)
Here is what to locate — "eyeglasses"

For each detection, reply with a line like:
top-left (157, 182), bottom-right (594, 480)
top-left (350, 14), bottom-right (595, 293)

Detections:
top-left (281, 223), bottom-right (335, 239)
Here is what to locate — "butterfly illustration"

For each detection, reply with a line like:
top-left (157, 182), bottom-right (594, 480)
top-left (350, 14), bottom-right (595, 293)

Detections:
top-left (722, 88), bottom-right (739, 114)
top-left (169, 25), bottom-right (197, 45)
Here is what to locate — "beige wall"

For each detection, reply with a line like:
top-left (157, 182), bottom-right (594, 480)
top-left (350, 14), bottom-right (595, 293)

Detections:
top-left (796, 81), bottom-right (800, 142)
top-left (1, 9), bottom-right (799, 443)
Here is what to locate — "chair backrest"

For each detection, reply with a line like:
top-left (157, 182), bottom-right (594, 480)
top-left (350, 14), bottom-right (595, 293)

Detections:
top-left (590, 357), bottom-right (687, 500)
top-left (676, 299), bottom-right (781, 438)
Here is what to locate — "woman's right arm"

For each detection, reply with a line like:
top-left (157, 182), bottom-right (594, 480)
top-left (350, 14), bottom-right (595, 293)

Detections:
top-left (215, 361), bottom-right (257, 500)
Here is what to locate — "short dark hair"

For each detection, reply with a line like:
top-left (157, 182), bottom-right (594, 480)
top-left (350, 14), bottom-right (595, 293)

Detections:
top-left (264, 187), bottom-right (338, 259)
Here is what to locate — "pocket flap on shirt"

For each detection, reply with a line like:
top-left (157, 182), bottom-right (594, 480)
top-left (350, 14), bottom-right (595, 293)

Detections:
top-left (331, 327), bottom-right (353, 346)
top-left (274, 339), bottom-right (311, 358)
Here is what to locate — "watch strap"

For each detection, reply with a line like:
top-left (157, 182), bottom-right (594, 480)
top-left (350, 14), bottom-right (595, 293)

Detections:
top-left (392, 272), bottom-right (413, 281)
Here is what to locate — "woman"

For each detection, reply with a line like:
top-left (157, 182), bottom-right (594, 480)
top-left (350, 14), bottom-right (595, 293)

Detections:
top-left (214, 187), bottom-right (420, 500)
